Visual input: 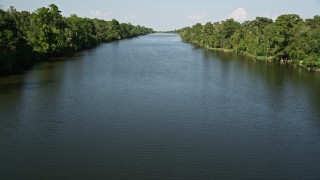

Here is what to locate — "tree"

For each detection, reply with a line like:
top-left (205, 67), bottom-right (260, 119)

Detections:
top-left (271, 14), bottom-right (303, 59)
top-left (27, 4), bottom-right (67, 55)
top-left (0, 9), bottom-right (32, 73)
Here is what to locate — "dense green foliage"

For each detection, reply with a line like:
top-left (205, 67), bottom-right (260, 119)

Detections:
top-left (0, 9), bottom-right (33, 72)
top-left (0, 4), bottom-right (153, 74)
top-left (177, 14), bottom-right (320, 70)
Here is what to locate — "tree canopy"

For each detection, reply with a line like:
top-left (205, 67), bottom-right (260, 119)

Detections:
top-left (177, 14), bottom-right (320, 70)
top-left (0, 4), bottom-right (153, 74)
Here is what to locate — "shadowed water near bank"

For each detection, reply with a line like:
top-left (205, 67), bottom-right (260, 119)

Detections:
top-left (0, 33), bottom-right (320, 179)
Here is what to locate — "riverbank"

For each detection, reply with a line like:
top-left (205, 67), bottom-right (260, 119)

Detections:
top-left (207, 47), bottom-right (274, 61)
top-left (186, 43), bottom-right (320, 72)
top-left (0, 34), bottom-right (151, 77)
top-left (176, 15), bottom-right (320, 72)
top-left (0, 5), bottom-right (153, 76)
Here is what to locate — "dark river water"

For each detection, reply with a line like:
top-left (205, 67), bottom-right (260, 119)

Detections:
top-left (1, 33), bottom-right (320, 179)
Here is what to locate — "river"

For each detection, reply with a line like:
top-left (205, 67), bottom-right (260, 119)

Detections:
top-left (1, 33), bottom-right (320, 179)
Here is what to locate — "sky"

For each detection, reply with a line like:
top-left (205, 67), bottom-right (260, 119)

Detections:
top-left (1, 0), bottom-right (320, 31)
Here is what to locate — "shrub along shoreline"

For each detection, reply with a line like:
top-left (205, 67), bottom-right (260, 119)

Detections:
top-left (0, 4), bottom-right (153, 75)
top-left (175, 15), bottom-right (320, 72)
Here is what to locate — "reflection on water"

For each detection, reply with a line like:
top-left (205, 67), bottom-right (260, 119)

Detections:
top-left (0, 80), bottom-right (56, 93)
top-left (0, 34), bottom-right (320, 179)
